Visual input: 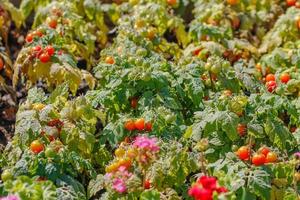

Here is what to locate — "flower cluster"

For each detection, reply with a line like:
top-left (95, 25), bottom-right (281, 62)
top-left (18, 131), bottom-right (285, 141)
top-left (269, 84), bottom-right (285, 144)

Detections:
top-left (0, 195), bottom-right (20, 200)
top-left (188, 176), bottom-right (228, 200)
top-left (105, 166), bottom-right (133, 193)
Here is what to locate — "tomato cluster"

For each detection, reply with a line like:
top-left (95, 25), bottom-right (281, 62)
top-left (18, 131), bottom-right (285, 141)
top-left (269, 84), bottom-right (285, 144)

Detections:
top-left (124, 118), bottom-right (152, 132)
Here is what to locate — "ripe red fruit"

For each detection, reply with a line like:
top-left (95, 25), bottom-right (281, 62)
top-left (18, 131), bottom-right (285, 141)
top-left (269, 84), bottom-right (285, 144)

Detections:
top-left (48, 18), bottom-right (57, 29)
top-left (198, 176), bottom-right (217, 190)
top-left (26, 33), bottom-right (34, 43)
top-left (266, 152), bottom-right (277, 163)
top-left (144, 180), bottom-right (151, 189)
top-left (134, 118), bottom-right (145, 131)
top-left (266, 81), bottom-right (277, 92)
top-left (0, 57), bottom-right (4, 71)
top-left (252, 154), bottom-right (266, 166)
top-left (145, 122), bottom-right (152, 132)
top-left (32, 45), bottom-right (42, 52)
top-left (105, 56), bottom-right (115, 64)
top-left (237, 123), bottom-right (247, 137)
top-left (188, 187), bottom-right (212, 200)
top-left (130, 97), bottom-right (138, 109)
top-left (34, 30), bottom-right (43, 37)
top-left (280, 73), bottom-right (290, 84)
top-left (258, 147), bottom-right (270, 156)
top-left (286, 0), bottom-right (296, 6)
top-left (236, 146), bottom-right (250, 160)
top-left (39, 52), bottom-right (51, 63)
top-left (47, 119), bottom-right (64, 128)
top-left (227, 0), bottom-right (239, 5)
top-left (193, 48), bottom-right (202, 56)
top-left (45, 45), bottom-right (55, 56)
top-left (265, 74), bottom-right (275, 82)
top-left (30, 140), bottom-right (44, 154)
top-left (124, 120), bottom-right (135, 131)
top-left (167, 0), bottom-right (177, 6)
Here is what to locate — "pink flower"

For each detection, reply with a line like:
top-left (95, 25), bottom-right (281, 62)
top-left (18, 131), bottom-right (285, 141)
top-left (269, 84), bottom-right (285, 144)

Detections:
top-left (198, 176), bottom-right (217, 190)
top-left (294, 152), bottom-right (300, 159)
top-left (133, 136), bottom-right (160, 152)
top-left (0, 195), bottom-right (20, 200)
top-left (112, 178), bottom-right (127, 193)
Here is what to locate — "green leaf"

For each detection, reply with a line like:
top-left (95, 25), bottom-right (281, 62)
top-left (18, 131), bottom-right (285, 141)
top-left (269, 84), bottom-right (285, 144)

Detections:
top-left (140, 190), bottom-right (160, 200)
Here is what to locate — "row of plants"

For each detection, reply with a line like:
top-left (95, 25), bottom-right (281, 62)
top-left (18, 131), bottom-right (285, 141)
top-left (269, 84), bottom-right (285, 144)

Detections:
top-left (0, 0), bottom-right (299, 199)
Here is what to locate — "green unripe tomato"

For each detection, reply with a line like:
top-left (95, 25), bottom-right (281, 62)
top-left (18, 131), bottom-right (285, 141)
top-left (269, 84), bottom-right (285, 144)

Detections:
top-left (45, 147), bottom-right (57, 158)
top-left (210, 64), bottom-right (221, 74)
top-left (165, 114), bottom-right (176, 123)
top-left (1, 169), bottom-right (13, 182)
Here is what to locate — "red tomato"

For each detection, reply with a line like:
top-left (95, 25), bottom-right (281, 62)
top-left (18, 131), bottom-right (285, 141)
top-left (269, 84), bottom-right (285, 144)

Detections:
top-left (0, 57), bottom-right (4, 71)
top-left (252, 154), bottom-right (266, 166)
top-left (266, 81), bottom-right (277, 92)
top-left (167, 0), bottom-right (176, 6)
top-left (32, 45), bottom-right (42, 52)
top-left (236, 146), bottom-right (250, 160)
top-left (135, 118), bottom-right (145, 131)
top-left (124, 120), bottom-right (135, 131)
top-left (26, 33), bottom-right (34, 43)
top-left (286, 0), bottom-right (296, 6)
top-left (48, 18), bottom-right (57, 29)
top-left (265, 74), bottom-right (275, 82)
top-left (280, 73), bottom-right (290, 84)
top-left (237, 123), bottom-right (247, 137)
top-left (193, 48), bottom-right (202, 56)
top-left (265, 152), bottom-right (277, 163)
top-left (33, 30), bottom-right (43, 37)
top-left (39, 52), bottom-right (51, 63)
top-left (258, 146), bottom-right (270, 156)
top-left (30, 140), bottom-right (44, 154)
top-left (144, 180), bottom-right (151, 189)
top-left (145, 122), bottom-right (152, 132)
top-left (130, 97), bottom-right (138, 109)
top-left (290, 126), bottom-right (297, 133)
top-left (227, 0), bottom-right (239, 5)
top-left (45, 45), bottom-right (55, 56)
top-left (105, 56), bottom-right (115, 64)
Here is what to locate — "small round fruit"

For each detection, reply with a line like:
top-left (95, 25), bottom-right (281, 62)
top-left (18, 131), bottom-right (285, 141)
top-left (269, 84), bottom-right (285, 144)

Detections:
top-left (236, 146), bottom-right (250, 160)
top-left (115, 148), bottom-right (125, 157)
top-left (286, 0), bottom-right (296, 6)
top-left (39, 53), bottom-right (51, 63)
top-left (45, 45), bottom-right (55, 56)
top-left (237, 123), bottom-right (247, 137)
top-left (266, 152), bottom-right (277, 163)
top-left (0, 57), bottom-right (4, 71)
top-left (258, 147), bottom-right (270, 156)
top-left (280, 73), bottom-right (290, 84)
top-left (227, 0), bottom-right (239, 5)
top-left (105, 56), bottom-right (115, 64)
top-left (167, 0), bottom-right (176, 6)
top-left (34, 30), bottom-right (43, 37)
top-left (30, 140), bottom-right (44, 154)
top-left (223, 90), bottom-right (232, 97)
top-left (145, 122), bottom-right (152, 132)
top-left (45, 147), bottom-right (56, 158)
top-left (124, 120), bottom-right (135, 131)
top-left (48, 18), bottom-right (57, 29)
top-left (135, 118), bottom-right (145, 131)
top-left (265, 74), bottom-right (275, 82)
top-left (252, 154), bottom-right (266, 166)
top-left (266, 81), bottom-right (277, 92)
top-left (32, 45), bottom-right (42, 52)
top-left (144, 180), bottom-right (151, 189)
top-left (1, 169), bottom-right (13, 182)
top-left (130, 97), bottom-right (138, 109)
top-left (26, 33), bottom-right (34, 43)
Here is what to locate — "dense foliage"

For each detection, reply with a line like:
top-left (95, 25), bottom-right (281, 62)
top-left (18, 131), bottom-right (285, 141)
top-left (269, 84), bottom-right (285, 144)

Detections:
top-left (0, 0), bottom-right (300, 199)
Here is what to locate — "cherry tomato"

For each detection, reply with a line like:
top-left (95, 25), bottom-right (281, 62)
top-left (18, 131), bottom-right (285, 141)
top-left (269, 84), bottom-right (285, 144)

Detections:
top-left (0, 57), bottom-right (4, 71)
top-left (30, 140), bottom-right (44, 154)
top-left (237, 123), bottom-right (247, 137)
top-left (258, 146), bottom-right (270, 156)
top-left (47, 119), bottom-right (64, 128)
top-left (45, 45), bottom-right (55, 56)
top-left (32, 45), bottom-right (42, 52)
top-left (26, 33), bottom-right (34, 43)
top-left (39, 52), bottom-right (51, 63)
top-left (115, 148), bottom-right (125, 157)
top-left (280, 73), bottom-right (290, 84)
top-left (45, 147), bottom-right (56, 158)
top-left (105, 163), bottom-right (119, 173)
top-left (290, 126), bottom-right (297, 133)
top-left (265, 74), bottom-right (275, 82)
top-left (193, 48), bottom-right (202, 56)
top-left (144, 180), bottom-right (151, 189)
top-left (145, 122), bottom-right (152, 132)
top-left (124, 120), bottom-right (135, 131)
top-left (265, 152), bottom-right (277, 163)
top-left (105, 56), bottom-right (115, 64)
top-left (1, 169), bottom-right (13, 182)
top-left (252, 154), bottom-right (266, 166)
top-left (48, 18), bottom-right (57, 29)
top-left (34, 30), bottom-right (43, 37)
top-left (227, 0), bottom-right (239, 5)
top-left (135, 118), bottom-right (145, 131)
top-left (236, 146), bottom-right (250, 160)
top-left (130, 97), bottom-right (138, 109)
top-left (266, 81), bottom-right (277, 92)
top-left (167, 0), bottom-right (176, 6)
top-left (286, 0), bottom-right (296, 6)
